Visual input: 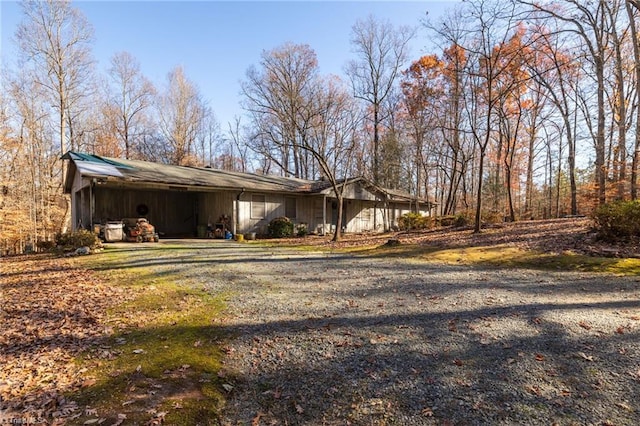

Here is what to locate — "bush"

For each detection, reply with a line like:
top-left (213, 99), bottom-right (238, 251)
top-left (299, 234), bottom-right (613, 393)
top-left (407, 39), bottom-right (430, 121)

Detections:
top-left (482, 211), bottom-right (504, 225)
top-left (55, 229), bottom-right (101, 251)
top-left (593, 200), bottom-right (640, 241)
top-left (397, 212), bottom-right (433, 231)
top-left (296, 223), bottom-right (309, 237)
top-left (268, 216), bottom-right (294, 238)
top-left (36, 240), bottom-right (56, 251)
top-left (439, 213), bottom-right (470, 228)
top-left (454, 213), bottom-right (469, 227)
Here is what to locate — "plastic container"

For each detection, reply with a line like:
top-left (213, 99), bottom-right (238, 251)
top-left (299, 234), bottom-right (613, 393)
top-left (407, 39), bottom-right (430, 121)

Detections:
top-left (104, 222), bottom-right (124, 242)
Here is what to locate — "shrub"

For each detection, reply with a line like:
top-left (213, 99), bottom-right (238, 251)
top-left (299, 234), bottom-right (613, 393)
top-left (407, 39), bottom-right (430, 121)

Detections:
top-left (36, 240), bottom-right (56, 251)
top-left (268, 216), bottom-right (294, 238)
top-left (438, 216), bottom-right (456, 227)
top-left (55, 229), bottom-right (101, 251)
top-left (397, 212), bottom-right (433, 231)
top-left (454, 213), bottom-right (469, 227)
top-left (296, 223), bottom-right (309, 237)
top-left (482, 211), bottom-right (504, 225)
top-left (592, 200), bottom-right (640, 241)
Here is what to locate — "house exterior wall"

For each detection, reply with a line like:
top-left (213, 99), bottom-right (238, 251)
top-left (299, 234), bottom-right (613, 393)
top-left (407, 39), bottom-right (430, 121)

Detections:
top-left (197, 191), bottom-right (235, 229)
top-left (236, 192), bottom-right (322, 235)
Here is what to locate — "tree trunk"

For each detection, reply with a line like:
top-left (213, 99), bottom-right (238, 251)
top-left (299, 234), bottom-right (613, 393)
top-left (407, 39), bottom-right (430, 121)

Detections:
top-left (627, 0), bottom-right (640, 199)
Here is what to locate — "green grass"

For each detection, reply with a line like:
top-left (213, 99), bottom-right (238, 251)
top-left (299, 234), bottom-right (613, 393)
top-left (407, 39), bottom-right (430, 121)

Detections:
top-left (352, 243), bottom-right (640, 275)
top-left (70, 247), bottom-right (228, 425)
top-left (276, 238), bottom-right (640, 276)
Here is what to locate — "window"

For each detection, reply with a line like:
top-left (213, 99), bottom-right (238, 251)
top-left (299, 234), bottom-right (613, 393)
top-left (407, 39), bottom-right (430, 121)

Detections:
top-left (251, 194), bottom-right (265, 219)
top-left (285, 197), bottom-right (297, 219)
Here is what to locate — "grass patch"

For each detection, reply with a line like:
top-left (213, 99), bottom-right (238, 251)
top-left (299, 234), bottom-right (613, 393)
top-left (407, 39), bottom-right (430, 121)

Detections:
top-left (355, 243), bottom-right (640, 275)
top-left (69, 246), bottom-right (228, 425)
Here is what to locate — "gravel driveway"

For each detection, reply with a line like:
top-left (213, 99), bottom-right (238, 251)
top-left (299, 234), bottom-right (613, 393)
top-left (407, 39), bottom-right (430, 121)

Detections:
top-left (147, 240), bottom-right (640, 425)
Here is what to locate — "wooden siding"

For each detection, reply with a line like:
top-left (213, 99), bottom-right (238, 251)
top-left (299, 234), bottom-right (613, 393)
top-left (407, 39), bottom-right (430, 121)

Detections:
top-left (236, 192), bottom-right (323, 235)
top-left (69, 173), bottom-right (432, 238)
top-left (94, 187), bottom-right (198, 237)
top-left (197, 191), bottom-right (235, 229)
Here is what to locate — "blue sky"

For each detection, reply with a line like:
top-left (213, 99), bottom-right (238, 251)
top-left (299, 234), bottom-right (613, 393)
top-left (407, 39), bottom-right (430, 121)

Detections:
top-left (1, 1), bottom-right (458, 131)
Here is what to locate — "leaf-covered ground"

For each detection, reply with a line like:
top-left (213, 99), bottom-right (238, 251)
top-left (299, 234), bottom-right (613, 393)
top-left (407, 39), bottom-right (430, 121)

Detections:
top-left (1, 248), bottom-right (226, 425)
top-left (0, 254), bottom-right (138, 424)
top-left (277, 217), bottom-right (638, 258)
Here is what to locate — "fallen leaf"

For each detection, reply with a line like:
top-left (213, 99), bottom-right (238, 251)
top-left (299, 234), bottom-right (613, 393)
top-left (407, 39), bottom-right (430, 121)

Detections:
top-left (578, 321), bottom-right (592, 330)
top-left (421, 407), bottom-right (434, 416)
top-left (525, 385), bottom-right (542, 396)
top-left (251, 412), bottom-right (264, 426)
top-left (616, 402), bottom-right (633, 411)
top-left (577, 352), bottom-right (594, 362)
top-left (535, 353), bottom-right (545, 362)
top-left (110, 414), bottom-right (127, 426)
top-left (82, 379), bottom-right (97, 388)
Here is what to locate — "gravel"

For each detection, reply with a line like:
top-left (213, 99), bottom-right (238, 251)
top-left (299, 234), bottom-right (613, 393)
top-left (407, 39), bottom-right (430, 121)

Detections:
top-left (156, 240), bottom-right (640, 425)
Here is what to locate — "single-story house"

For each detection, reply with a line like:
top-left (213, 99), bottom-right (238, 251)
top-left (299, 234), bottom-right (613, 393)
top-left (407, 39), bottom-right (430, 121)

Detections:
top-left (62, 152), bottom-right (435, 238)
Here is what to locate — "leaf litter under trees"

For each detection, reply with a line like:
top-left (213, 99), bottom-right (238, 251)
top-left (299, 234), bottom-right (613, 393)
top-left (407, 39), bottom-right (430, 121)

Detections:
top-left (0, 255), bottom-right (137, 423)
top-left (1, 250), bottom-right (226, 425)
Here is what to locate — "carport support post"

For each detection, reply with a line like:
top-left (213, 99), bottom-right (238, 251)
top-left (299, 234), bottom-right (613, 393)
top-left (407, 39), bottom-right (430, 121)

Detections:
top-left (90, 179), bottom-right (95, 230)
top-left (234, 188), bottom-right (245, 236)
top-left (322, 195), bottom-right (327, 236)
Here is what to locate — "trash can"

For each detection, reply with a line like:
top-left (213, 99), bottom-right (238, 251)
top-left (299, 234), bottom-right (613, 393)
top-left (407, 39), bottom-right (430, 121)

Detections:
top-left (104, 222), bottom-right (124, 242)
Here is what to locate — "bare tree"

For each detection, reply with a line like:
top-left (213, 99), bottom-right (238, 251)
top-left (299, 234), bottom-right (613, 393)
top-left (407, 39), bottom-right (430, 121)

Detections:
top-left (157, 66), bottom-right (207, 166)
top-left (346, 15), bottom-right (415, 185)
top-left (14, 0), bottom-right (94, 234)
top-left (519, 0), bottom-right (611, 205)
top-left (599, 0), bottom-right (631, 200)
top-left (226, 116), bottom-right (251, 172)
top-left (242, 42), bottom-right (363, 240)
top-left (15, 0), bottom-right (94, 179)
top-left (627, 0), bottom-right (640, 199)
top-left (442, 0), bottom-right (525, 232)
top-left (242, 43), bottom-right (319, 178)
top-left (301, 76), bottom-right (363, 241)
top-left (526, 23), bottom-right (581, 216)
top-left (106, 51), bottom-right (156, 159)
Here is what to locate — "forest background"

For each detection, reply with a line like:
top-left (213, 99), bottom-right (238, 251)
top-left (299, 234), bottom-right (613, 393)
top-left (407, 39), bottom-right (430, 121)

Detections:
top-left (1, 0), bottom-right (638, 254)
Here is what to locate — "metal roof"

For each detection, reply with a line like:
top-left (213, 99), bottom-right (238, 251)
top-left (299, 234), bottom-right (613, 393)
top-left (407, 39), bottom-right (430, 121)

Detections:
top-left (62, 151), bottom-right (433, 204)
